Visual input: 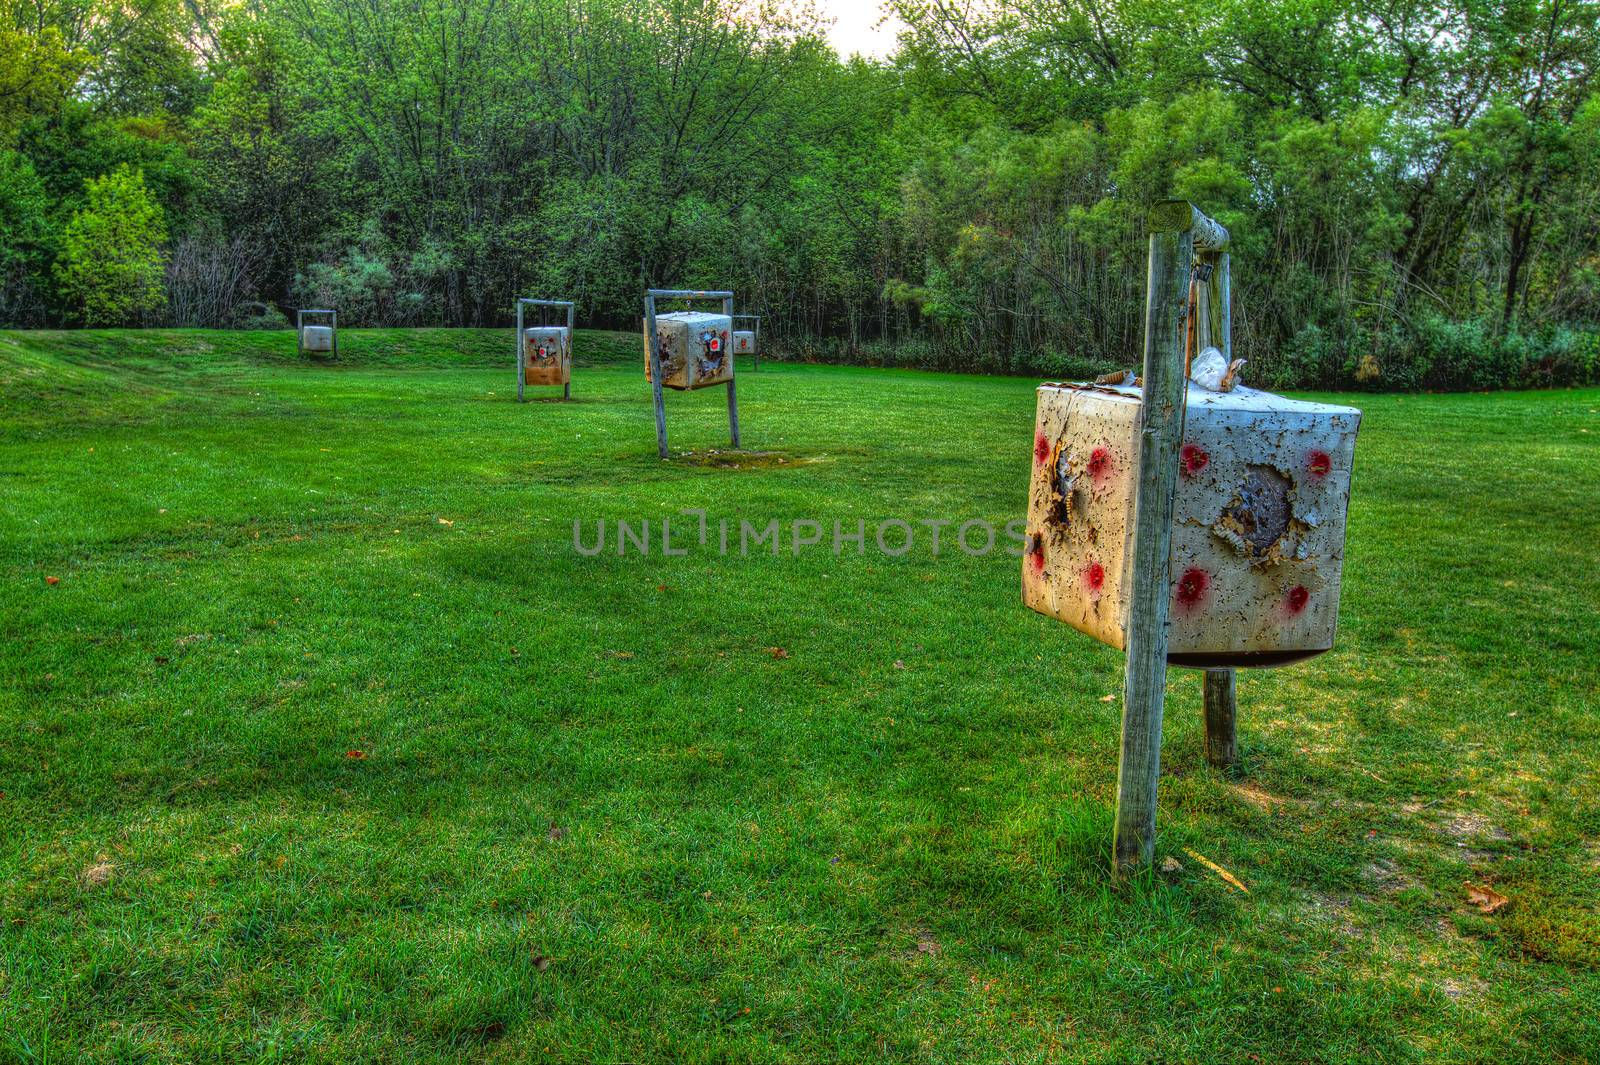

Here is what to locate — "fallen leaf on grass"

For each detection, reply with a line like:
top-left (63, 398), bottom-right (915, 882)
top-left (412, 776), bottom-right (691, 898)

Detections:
top-left (767, 647), bottom-right (789, 660)
top-left (345, 749), bottom-right (368, 760)
top-left (437, 518), bottom-right (454, 526)
top-left (1182, 848), bottom-right (1250, 893)
top-left (893, 660), bottom-right (906, 670)
top-left (607, 650), bottom-right (634, 660)
top-left (546, 824), bottom-right (567, 842)
top-left (531, 953), bottom-right (551, 972)
top-left (1465, 881), bottom-right (1510, 914)
top-left (81, 861), bottom-right (115, 887)
top-left (1100, 693), bottom-right (1116, 703)
top-left (45, 576), bottom-right (59, 586)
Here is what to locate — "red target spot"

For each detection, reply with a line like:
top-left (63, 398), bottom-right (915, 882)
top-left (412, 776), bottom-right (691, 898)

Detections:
top-left (1025, 533), bottom-right (1045, 574)
top-left (1306, 450), bottom-right (1331, 479)
top-left (1285, 585), bottom-right (1310, 614)
top-left (1087, 447), bottom-right (1112, 483)
top-left (1084, 560), bottom-right (1105, 592)
top-left (1175, 567), bottom-right (1210, 610)
top-left (1034, 432), bottom-right (1050, 466)
top-left (1180, 443), bottom-right (1209, 477)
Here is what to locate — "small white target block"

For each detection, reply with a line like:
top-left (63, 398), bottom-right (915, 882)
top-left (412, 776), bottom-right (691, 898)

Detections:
top-left (301, 325), bottom-right (334, 353)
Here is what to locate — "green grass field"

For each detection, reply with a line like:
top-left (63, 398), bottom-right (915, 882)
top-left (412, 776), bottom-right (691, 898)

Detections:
top-left (2, 328), bottom-right (1598, 1063)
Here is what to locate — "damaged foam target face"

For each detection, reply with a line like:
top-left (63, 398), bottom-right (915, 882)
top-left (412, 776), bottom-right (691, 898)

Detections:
top-left (522, 326), bottom-right (571, 386)
top-left (1219, 465), bottom-right (1291, 557)
top-left (644, 311), bottom-right (734, 391)
top-left (1022, 380), bottom-right (1361, 668)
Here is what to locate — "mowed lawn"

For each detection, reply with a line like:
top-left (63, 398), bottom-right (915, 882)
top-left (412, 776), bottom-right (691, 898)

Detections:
top-left (1, 329), bottom-right (1597, 1064)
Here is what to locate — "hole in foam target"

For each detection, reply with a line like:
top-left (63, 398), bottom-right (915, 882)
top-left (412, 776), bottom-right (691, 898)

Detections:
top-left (1219, 465), bottom-right (1291, 557)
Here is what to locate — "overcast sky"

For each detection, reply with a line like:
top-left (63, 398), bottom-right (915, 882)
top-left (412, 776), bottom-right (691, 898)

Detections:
top-left (815, 0), bottom-right (905, 59)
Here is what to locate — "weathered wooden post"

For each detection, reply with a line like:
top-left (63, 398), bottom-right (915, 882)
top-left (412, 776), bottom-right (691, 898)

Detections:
top-left (515, 298), bottom-right (576, 402)
top-left (1203, 668), bottom-right (1238, 769)
top-left (1110, 201), bottom-right (1215, 875)
top-left (643, 289), bottom-right (741, 459)
top-left (1193, 239), bottom-right (1238, 768)
top-left (724, 293), bottom-right (741, 447)
top-left (645, 292), bottom-right (668, 457)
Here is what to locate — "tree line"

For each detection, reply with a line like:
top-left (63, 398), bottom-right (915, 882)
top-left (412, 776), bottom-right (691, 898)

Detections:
top-left (2, 0), bottom-right (1597, 389)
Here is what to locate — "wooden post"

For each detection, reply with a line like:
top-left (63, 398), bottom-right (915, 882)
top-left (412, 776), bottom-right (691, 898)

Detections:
top-left (515, 300), bottom-right (525, 403)
top-left (724, 295), bottom-right (740, 448)
top-left (564, 300), bottom-right (574, 401)
top-left (1204, 248), bottom-right (1235, 770)
top-left (646, 293), bottom-right (668, 458)
top-left (1217, 252), bottom-right (1231, 364)
top-left (1203, 668), bottom-right (1238, 769)
top-left (1112, 201), bottom-right (1222, 877)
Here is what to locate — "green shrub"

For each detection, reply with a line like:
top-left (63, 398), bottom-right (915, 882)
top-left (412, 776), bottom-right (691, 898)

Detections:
top-left (52, 165), bottom-right (168, 326)
top-left (770, 319), bottom-right (1600, 392)
top-left (231, 301), bottom-right (288, 330)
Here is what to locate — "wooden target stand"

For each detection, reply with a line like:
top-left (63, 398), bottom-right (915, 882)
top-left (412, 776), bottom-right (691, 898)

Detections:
top-left (732, 314), bottom-right (762, 371)
top-left (516, 297), bottom-right (574, 402)
top-left (296, 309), bottom-right (337, 358)
top-left (644, 288), bottom-right (740, 459)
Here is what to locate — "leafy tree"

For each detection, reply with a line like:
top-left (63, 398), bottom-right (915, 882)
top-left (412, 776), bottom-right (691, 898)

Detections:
top-left (0, 25), bottom-right (85, 140)
top-left (53, 164), bottom-right (169, 324)
top-left (0, 149), bottom-right (52, 323)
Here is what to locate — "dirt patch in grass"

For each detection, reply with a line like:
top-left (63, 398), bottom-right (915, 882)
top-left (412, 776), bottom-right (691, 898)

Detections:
top-left (1229, 782), bottom-right (1302, 812)
top-left (80, 860), bottom-right (115, 887)
top-left (674, 449), bottom-right (823, 469)
top-left (1441, 811), bottom-right (1510, 842)
top-left (900, 928), bottom-right (942, 960)
top-left (1435, 810), bottom-right (1516, 864)
top-left (1362, 858), bottom-right (1423, 896)
top-left (1305, 891), bottom-right (1364, 940)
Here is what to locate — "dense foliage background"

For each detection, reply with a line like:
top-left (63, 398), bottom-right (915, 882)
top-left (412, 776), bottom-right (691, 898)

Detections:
top-left (2, 0), bottom-right (1597, 388)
